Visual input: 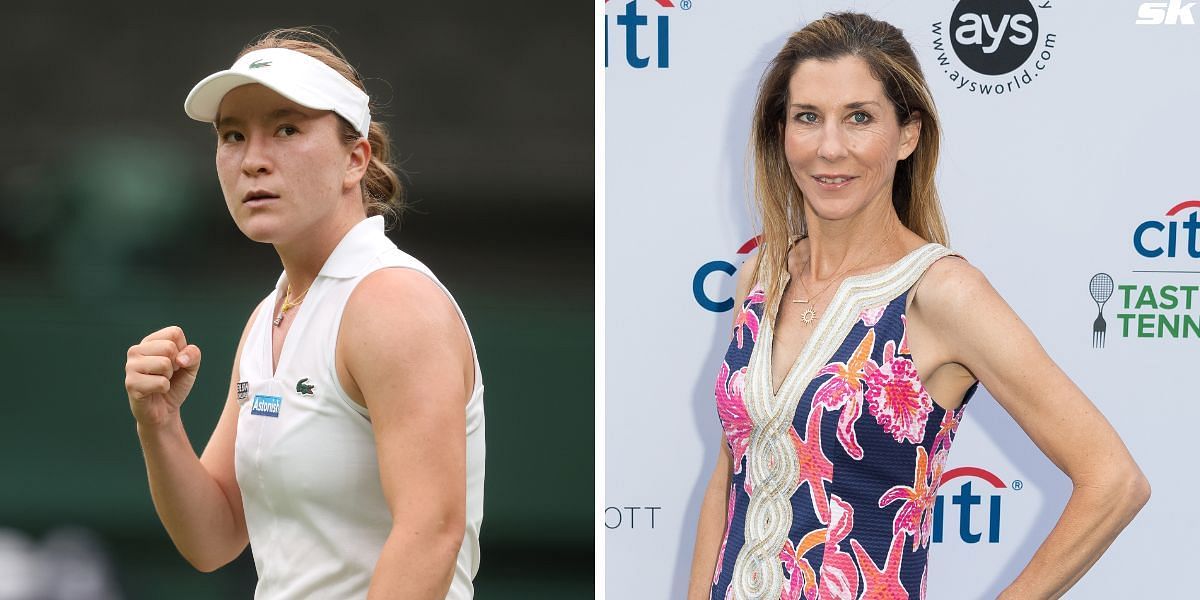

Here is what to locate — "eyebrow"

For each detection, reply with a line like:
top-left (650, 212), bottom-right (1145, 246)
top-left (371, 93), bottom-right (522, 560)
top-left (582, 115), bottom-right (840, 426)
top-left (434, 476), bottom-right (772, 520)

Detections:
top-left (216, 108), bottom-right (310, 130)
top-left (789, 101), bottom-right (882, 111)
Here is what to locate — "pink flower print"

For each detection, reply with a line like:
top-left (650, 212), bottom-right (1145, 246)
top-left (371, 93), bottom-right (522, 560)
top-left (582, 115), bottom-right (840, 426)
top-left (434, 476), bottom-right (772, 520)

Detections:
top-left (715, 362), bottom-right (752, 481)
top-left (812, 329), bottom-right (877, 460)
top-left (921, 449), bottom-right (950, 548)
top-left (818, 495), bottom-right (860, 600)
top-left (746, 285), bottom-right (766, 305)
top-left (850, 534), bottom-right (910, 600)
top-left (792, 405), bottom-right (834, 524)
top-left (778, 539), bottom-right (808, 600)
top-left (781, 529), bottom-right (826, 600)
top-left (864, 339), bottom-right (933, 445)
top-left (859, 304), bottom-right (887, 327)
top-left (733, 305), bottom-right (760, 350)
top-left (879, 446), bottom-right (934, 551)
top-left (898, 314), bottom-right (911, 355)
top-left (931, 407), bottom-right (962, 457)
top-left (920, 564), bottom-right (928, 600)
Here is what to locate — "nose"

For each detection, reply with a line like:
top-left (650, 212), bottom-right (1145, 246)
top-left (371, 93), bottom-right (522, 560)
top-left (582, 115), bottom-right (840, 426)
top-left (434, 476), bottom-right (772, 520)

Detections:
top-left (815, 121), bottom-right (848, 162)
top-left (241, 132), bottom-right (273, 176)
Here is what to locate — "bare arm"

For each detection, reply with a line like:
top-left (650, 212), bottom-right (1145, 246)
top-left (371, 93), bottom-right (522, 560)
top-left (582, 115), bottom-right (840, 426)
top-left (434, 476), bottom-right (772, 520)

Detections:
top-left (125, 315), bottom-right (255, 572)
top-left (915, 259), bottom-right (1150, 598)
top-left (687, 254), bottom-right (758, 599)
top-left (687, 435), bottom-right (734, 599)
top-left (340, 269), bottom-right (472, 600)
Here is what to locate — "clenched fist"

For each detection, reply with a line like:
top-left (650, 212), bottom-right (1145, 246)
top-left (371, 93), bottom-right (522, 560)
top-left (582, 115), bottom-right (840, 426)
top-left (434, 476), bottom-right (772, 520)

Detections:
top-left (125, 325), bottom-right (203, 428)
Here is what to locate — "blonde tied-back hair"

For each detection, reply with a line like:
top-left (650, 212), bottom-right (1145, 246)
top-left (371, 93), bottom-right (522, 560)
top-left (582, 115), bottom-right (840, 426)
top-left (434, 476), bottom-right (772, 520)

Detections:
top-left (237, 27), bottom-right (405, 224)
top-left (750, 12), bottom-right (947, 309)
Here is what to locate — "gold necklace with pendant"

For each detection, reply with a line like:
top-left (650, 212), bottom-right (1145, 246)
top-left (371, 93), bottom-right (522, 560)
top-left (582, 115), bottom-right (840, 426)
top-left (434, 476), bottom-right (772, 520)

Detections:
top-left (273, 282), bottom-right (312, 327)
top-left (790, 227), bottom-right (895, 326)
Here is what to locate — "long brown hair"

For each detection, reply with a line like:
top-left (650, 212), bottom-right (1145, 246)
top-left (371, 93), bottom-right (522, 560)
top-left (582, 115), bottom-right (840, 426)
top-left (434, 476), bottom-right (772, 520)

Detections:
top-left (750, 12), bottom-right (947, 307)
top-left (237, 27), bottom-right (404, 223)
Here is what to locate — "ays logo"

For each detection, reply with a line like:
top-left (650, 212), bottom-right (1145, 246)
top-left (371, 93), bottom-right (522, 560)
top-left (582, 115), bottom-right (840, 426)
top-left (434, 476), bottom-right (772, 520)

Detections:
top-left (1092, 200), bottom-right (1200, 347)
top-left (693, 237), bottom-right (761, 312)
top-left (932, 467), bottom-right (1020, 545)
top-left (932, 0), bottom-right (1057, 96)
top-left (604, 0), bottom-right (692, 69)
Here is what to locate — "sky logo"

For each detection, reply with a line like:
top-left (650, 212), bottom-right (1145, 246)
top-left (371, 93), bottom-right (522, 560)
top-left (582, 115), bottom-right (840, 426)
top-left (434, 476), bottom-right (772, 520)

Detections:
top-left (604, 0), bottom-right (678, 69)
top-left (933, 466), bottom-right (1015, 544)
top-left (1133, 200), bottom-right (1200, 258)
top-left (693, 236), bottom-right (760, 312)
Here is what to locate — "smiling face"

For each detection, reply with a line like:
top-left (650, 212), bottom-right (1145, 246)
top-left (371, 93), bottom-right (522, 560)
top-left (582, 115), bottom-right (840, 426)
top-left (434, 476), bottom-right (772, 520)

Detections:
top-left (783, 55), bottom-right (920, 226)
top-left (214, 83), bottom-right (365, 244)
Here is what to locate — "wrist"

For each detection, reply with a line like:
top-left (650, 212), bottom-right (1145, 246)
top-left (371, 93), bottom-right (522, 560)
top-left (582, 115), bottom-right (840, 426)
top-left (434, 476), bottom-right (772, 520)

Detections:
top-left (136, 415), bottom-right (185, 443)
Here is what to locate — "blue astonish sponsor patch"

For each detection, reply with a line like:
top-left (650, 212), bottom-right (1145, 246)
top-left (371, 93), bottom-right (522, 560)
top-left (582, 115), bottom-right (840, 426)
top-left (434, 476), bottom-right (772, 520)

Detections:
top-left (250, 394), bottom-right (282, 417)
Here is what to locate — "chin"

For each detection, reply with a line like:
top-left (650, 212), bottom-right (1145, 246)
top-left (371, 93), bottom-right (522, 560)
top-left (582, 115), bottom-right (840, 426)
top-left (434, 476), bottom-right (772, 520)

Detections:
top-left (233, 213), bottom-right (288, 245)
top-left (803, 195), bottom-right (869, 222)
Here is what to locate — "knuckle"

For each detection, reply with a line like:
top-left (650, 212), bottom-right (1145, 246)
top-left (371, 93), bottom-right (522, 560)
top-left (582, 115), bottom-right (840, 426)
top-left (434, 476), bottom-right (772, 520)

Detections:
top-left (154, 356), bottom-right (173, 375)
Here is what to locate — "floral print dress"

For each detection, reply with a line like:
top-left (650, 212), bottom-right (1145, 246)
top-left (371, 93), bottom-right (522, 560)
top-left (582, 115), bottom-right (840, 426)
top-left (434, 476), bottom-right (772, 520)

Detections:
top-left (710, 244), bottom-right (978, 600)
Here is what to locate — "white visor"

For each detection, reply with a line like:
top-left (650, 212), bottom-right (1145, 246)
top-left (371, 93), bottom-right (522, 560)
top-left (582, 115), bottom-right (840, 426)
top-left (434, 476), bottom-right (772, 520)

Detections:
top-left (184, 47), bottom-right (371, 137)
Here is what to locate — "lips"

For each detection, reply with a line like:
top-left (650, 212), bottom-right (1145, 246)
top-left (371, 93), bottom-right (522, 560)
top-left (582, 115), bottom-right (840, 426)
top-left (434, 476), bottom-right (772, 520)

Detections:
top-left (812, 174), bottom-right (856, 189)
top-left (242, 189), bottom-right (280, 204)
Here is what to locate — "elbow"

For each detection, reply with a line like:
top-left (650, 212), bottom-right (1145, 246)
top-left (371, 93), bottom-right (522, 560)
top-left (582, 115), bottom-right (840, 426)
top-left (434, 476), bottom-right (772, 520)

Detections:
top-left (182, 551), bottom-right (228, 574)
top-left (177, 541), bottom-right (243, 573)
top-left (1129, 470), bottom-right (1151, 512)
top-left (1102, 463), bottom-right (1151, 517)
top-left (436, 512), bottom-right (467, 560)
top-left (403, 510), bottom-right (466, 564)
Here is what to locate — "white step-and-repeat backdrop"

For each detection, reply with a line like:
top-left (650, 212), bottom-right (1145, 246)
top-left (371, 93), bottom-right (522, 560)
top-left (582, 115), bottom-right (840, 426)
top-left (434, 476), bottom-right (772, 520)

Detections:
top-left (605, 0), bottom-right (1197, 598)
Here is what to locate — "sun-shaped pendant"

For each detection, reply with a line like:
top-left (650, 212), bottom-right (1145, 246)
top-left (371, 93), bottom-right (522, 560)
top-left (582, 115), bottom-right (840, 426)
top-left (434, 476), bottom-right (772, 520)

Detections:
top-left (800, 308), bottom-right (817, 325)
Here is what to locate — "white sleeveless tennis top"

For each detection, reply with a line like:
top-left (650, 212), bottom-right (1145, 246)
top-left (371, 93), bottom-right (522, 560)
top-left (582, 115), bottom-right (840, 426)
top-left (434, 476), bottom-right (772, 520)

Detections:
top-left (234, 216), bottom-right (485, 599)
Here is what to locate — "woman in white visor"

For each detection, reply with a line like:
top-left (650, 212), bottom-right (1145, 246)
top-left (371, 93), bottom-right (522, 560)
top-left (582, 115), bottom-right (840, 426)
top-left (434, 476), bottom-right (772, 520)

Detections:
top-left (122, 28), bottom-right (485, 599)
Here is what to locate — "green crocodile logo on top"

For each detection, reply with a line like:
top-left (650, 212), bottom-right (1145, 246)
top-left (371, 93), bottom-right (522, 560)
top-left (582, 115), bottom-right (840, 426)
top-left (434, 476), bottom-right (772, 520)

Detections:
top-left (296, 378), bottom-right (315, 396)
top-left (249, 59), bottom-right (272, 69)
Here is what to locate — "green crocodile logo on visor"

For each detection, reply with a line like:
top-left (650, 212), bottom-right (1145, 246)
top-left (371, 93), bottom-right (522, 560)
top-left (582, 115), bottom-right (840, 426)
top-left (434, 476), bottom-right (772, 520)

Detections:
top-left (249, 59), bottom-right (272, 69)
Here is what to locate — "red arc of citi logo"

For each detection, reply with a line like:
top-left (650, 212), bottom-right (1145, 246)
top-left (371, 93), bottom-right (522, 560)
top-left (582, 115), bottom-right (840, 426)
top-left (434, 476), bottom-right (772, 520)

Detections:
top-left (693, 237), bottom-right (761, 312)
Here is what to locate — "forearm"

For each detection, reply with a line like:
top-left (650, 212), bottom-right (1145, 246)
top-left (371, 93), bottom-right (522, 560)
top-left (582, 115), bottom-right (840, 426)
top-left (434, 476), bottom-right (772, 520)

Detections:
top-left (687, 474), bottom-right (731, 599)
top-left (137, 419), bottom-right (246, 571)
top-left (367, 519), bottom-right (464, 600)
top-left (998, 469), bottom-right (1150, 599)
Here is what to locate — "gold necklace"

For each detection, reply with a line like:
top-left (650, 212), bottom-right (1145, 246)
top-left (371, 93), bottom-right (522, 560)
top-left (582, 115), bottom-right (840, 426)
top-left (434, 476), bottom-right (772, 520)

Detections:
top-left (790, 227), bottom-right (895, 326)
top-left (273, 282), bottom-right (311, 327)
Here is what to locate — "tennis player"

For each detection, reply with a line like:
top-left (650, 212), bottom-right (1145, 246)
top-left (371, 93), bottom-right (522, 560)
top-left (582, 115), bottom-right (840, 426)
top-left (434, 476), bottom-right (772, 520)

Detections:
top-left (122, 29), bottom-right (485, 599)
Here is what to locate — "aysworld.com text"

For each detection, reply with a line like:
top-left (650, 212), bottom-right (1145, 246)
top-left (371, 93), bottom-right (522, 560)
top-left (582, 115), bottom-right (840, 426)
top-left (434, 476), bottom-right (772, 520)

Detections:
top-left (932, 23), bottom-right (1057, 96)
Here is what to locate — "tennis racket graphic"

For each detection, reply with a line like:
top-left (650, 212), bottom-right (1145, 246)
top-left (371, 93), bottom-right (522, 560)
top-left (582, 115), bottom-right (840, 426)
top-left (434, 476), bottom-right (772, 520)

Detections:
top-left (1089, 273), bottom-right (1114, 348)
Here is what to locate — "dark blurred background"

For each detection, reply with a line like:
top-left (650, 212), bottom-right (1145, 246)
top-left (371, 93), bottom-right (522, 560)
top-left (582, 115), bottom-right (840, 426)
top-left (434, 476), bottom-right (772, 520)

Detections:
top-left (0, 2), bottom-right (592, 598)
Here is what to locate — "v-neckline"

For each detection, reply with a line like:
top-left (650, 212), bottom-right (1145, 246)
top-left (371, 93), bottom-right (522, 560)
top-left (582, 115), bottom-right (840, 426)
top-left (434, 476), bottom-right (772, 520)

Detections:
top-left (265, 279), bottom-right (318, 379)
top-left (763, 243), bottom-right (935, 398)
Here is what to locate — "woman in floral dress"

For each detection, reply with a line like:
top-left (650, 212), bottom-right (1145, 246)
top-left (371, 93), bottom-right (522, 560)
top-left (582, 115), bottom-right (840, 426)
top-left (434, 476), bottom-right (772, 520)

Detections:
top-left (688, 12), bottom-right (1149, 600)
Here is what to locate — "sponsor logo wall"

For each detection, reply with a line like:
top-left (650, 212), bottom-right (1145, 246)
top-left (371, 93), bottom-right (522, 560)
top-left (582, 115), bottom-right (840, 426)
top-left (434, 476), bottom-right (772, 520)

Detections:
top-left (606, 0), bottom-right (1196, 598)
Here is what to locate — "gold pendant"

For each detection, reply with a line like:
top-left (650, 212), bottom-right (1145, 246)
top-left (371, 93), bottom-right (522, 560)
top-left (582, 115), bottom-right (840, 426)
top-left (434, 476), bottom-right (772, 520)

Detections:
top-left (800, 308), bottom-right (817, 325)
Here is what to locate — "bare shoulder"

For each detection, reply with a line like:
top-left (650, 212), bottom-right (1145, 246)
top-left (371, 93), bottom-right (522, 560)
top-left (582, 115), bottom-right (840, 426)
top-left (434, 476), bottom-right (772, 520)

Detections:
top-left (912, 254), bottom-right (999, 324)
top-left (735, 251), bottom-right (761, 298)
top-left (342, 268), bottom-right (466, 350)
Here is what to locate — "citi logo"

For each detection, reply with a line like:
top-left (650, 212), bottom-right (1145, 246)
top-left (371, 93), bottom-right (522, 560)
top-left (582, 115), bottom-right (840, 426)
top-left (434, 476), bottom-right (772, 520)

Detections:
top-left (1133, 200), bottom-right (1200, 258)
top-left (1136, 0), bottom-right (1196, 24)
top-left (693, 236), bottom-right (760, 312)
top-left (604, 0), bottom-right (686, 69)
top-left (932, 467), bottom-right (1018, 544)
